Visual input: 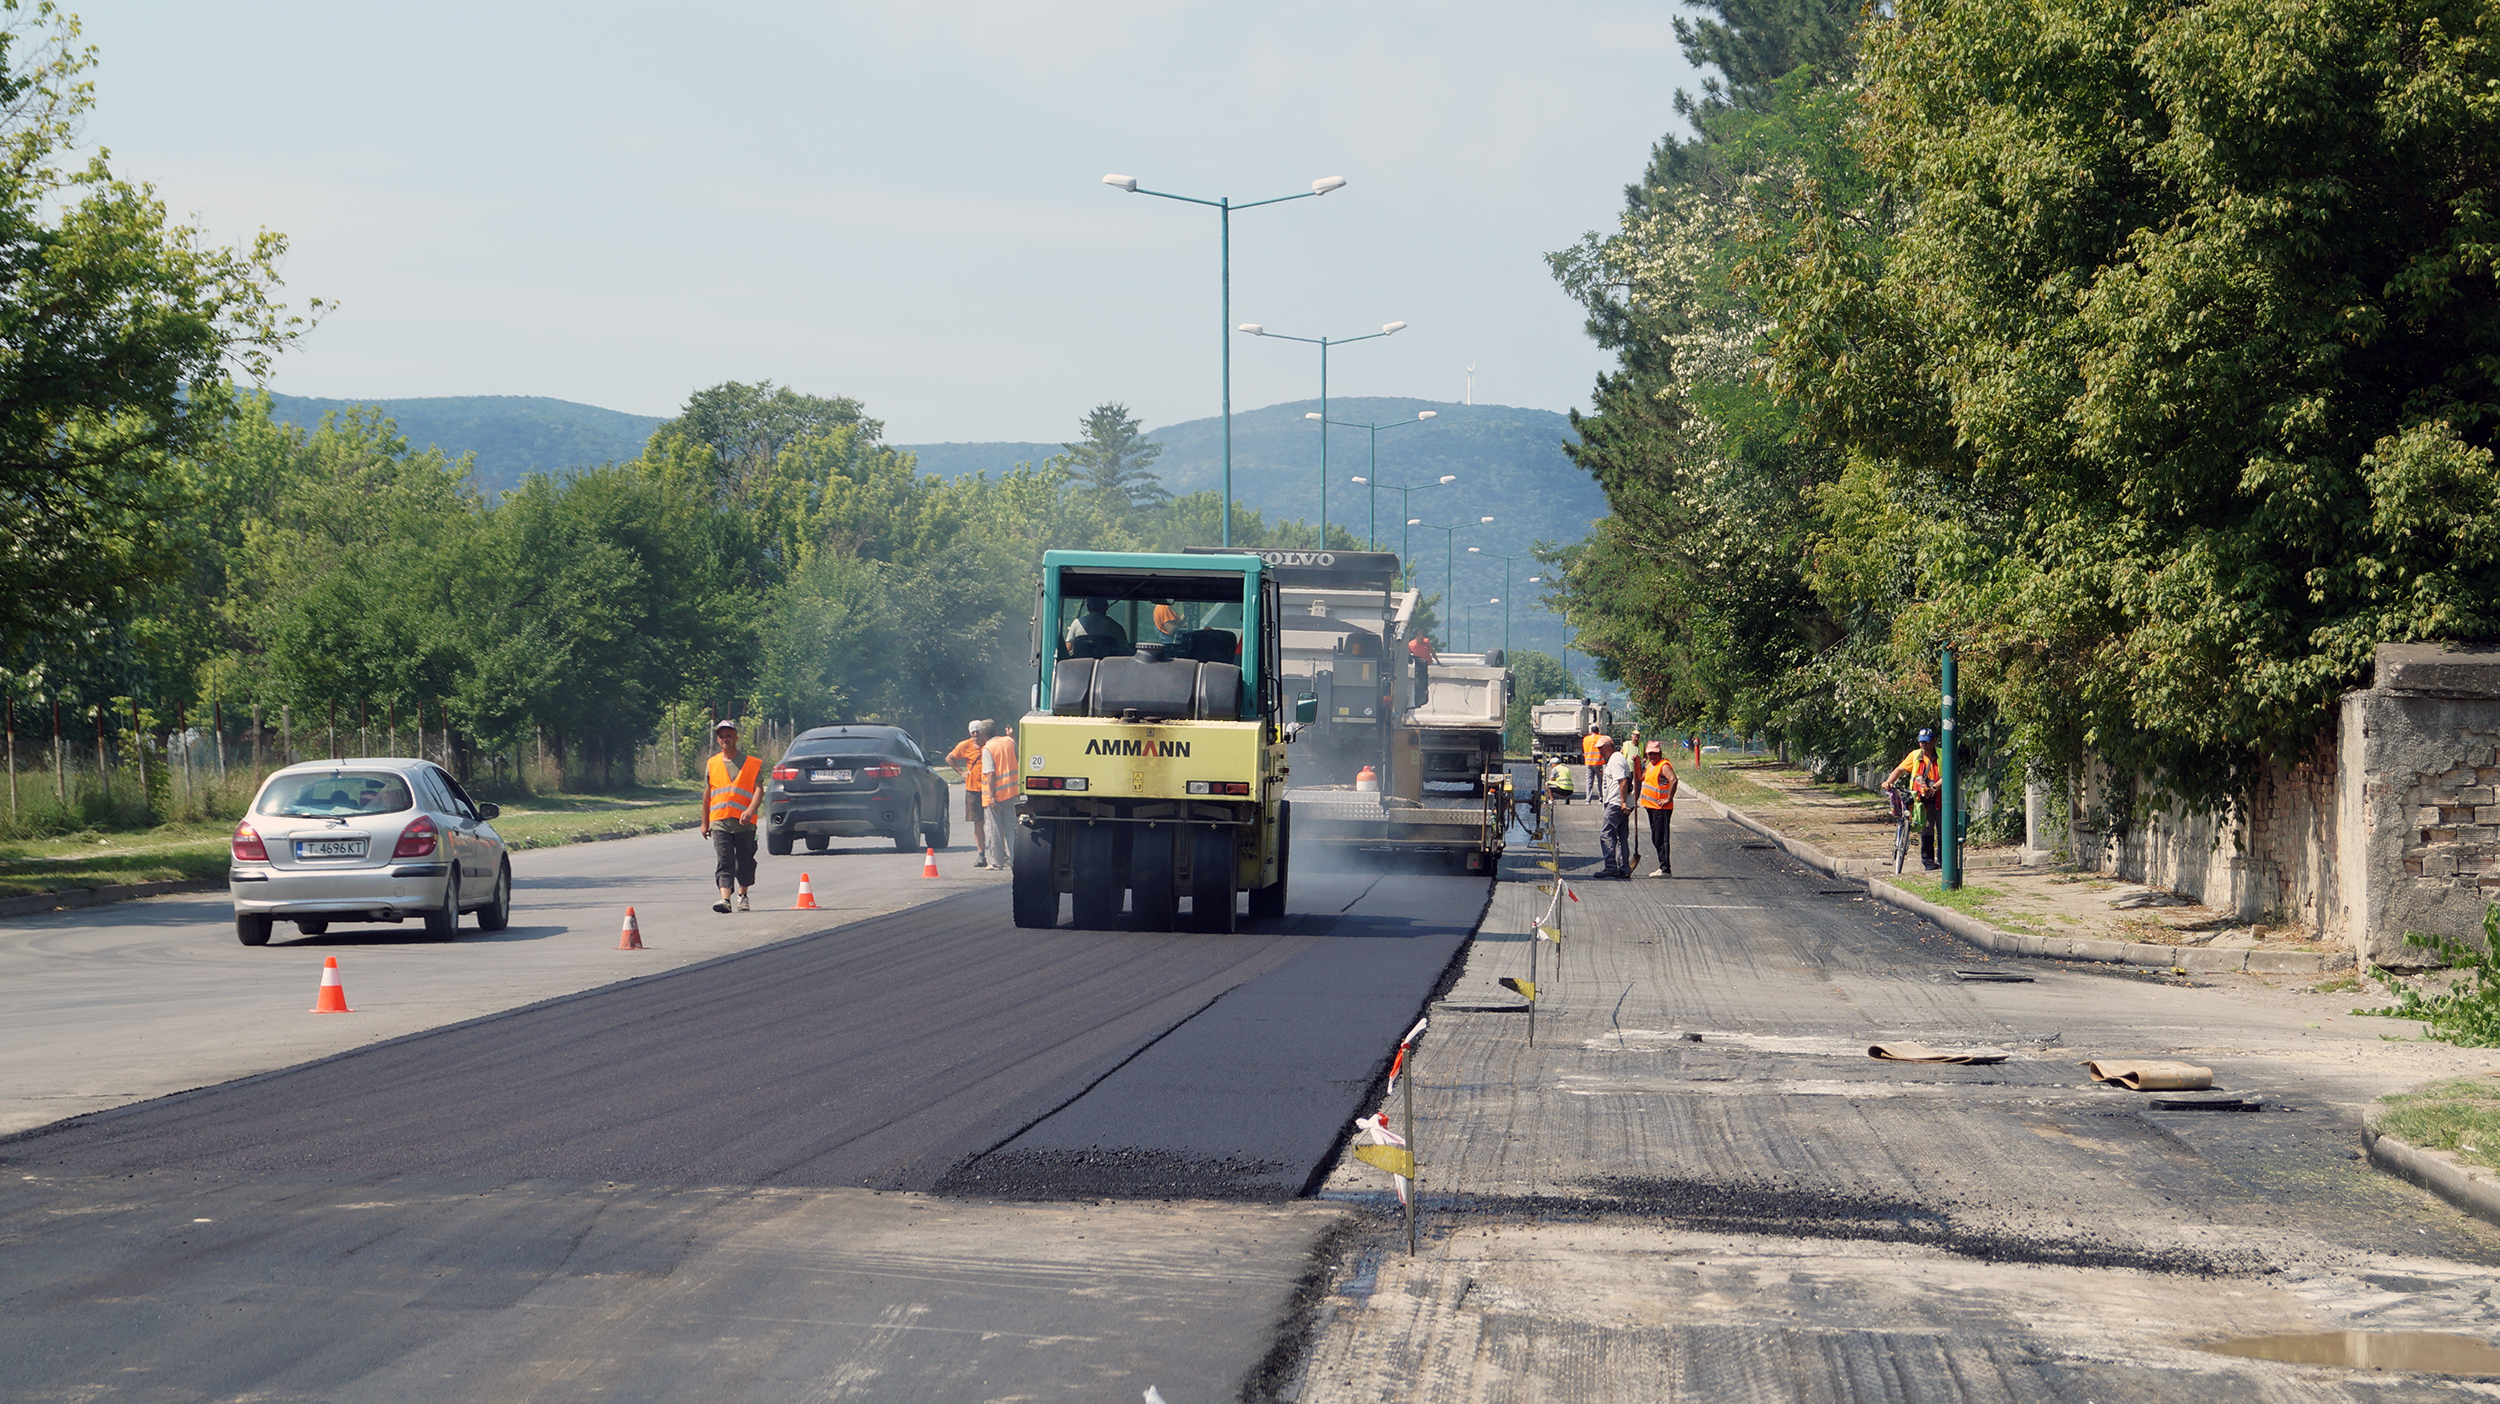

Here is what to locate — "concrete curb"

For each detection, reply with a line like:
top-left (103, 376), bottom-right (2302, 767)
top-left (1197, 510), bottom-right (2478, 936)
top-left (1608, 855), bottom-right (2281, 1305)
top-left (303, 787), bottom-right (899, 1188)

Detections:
top-left (0, 878), bottom-right (223, 919)
top-left (2363, 1104), bottom-right (2500, 1229)
top-left (1679, 778), bottom-right (2351, 975)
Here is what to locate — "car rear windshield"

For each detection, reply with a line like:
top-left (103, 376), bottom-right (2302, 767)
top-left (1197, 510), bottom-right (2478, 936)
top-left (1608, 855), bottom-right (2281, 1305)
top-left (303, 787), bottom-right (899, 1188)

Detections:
top-left (257, 771), bottom-right (416, 818)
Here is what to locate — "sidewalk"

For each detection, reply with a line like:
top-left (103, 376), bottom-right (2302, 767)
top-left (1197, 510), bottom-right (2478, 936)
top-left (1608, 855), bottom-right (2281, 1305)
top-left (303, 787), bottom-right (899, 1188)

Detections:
top-left (1681, 755), bottom-right (2349, 976)
top-left (1282, 801), bottom-right (2499, 1401)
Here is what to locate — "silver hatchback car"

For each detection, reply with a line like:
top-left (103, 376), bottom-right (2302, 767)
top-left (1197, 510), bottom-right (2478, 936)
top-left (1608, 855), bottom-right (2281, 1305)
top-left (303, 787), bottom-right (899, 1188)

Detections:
top-left (229, 758), bottom-right (511, 946)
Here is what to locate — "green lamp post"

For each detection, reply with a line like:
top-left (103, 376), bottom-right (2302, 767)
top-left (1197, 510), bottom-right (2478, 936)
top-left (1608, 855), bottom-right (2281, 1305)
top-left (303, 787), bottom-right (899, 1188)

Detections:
top-left (1408, 516), bottom-right (1496, 624)
top-left (1237, 319), bottom-right (1407, 549)
top-left (1102, 171), bottom-right (1348, 546)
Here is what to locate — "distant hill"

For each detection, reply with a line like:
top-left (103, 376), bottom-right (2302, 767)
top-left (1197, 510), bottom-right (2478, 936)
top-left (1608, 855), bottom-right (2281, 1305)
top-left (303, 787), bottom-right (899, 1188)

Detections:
top-left (263, 394), bottom-right (663, 495)
top-left (897, 398), bottom-right (1602, 558)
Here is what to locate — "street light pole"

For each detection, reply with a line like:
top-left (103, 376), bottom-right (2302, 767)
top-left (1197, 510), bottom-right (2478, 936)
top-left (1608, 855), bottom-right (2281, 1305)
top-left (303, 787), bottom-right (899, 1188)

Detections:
top-left (1408, 516), bottom-right (1496, 626)
top-left (1243, 321), bottom-right (1406, 549)
top-left (1338, 422), bottom-right (1442, 551)
top-left (1469, 547), bottom-right (1532, 657)
top-left (1103, 172), bottom-right (1347, 546)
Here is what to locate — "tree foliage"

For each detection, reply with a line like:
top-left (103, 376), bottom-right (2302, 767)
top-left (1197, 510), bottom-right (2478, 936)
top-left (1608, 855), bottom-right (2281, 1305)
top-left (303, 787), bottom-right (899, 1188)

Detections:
top-left (1059, 401), bottom-right (1171, 514)
top-left (0, 3), bottom-right (314, 661)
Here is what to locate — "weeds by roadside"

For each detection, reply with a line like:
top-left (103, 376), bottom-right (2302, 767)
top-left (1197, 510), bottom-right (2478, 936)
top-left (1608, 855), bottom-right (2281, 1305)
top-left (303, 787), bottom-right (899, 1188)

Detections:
top-left (2375, 1075), bottom-right (2500, 1169)
top-left (2355, 904), bottom-right (2500, 1047)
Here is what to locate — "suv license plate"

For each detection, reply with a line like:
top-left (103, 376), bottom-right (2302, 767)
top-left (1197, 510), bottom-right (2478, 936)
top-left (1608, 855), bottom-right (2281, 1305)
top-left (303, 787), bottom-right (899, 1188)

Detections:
top-left (815, 769), bottom-right (849, 783)
top-left (296, 837), bottom-right (368, 859)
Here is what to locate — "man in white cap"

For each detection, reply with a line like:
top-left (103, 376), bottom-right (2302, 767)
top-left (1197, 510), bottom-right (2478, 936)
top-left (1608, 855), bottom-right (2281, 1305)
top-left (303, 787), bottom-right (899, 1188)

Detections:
top-left (946, 720), bottom-right (993, 866)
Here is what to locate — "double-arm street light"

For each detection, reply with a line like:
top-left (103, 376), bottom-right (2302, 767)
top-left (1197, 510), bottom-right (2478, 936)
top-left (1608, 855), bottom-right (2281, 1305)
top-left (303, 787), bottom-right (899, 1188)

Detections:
top-left (1407, 516), bottom-right (1496, 627)
top-left (1344, 453), bottom-right (1448, 555)
top-left (1240, 319), bottom-right (1405, 549)
top-left (1468, 546), bottom-right (1535, 659)
top-left (1102, 172), bottom-right (1348, 546)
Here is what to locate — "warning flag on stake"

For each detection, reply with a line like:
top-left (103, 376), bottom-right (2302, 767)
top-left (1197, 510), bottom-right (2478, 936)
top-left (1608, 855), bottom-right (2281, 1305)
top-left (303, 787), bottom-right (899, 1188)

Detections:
top-left (1537, 860), bottom-right (1560, 872)
top-left (1537, 925), bottom-right (1563, 943)
top-left (1500, 976), bottom-right (1536, 1002)
top-left (1350, 1113), bottom-right (1413, 1203)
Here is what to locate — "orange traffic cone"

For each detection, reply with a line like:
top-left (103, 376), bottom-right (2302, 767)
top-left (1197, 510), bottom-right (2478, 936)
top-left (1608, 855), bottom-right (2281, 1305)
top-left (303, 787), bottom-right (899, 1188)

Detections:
top-left (618, 906), bottom-right (644, 950)
top-left (794, 873), bottom-right (820, 909)
top-left (310, 955), bottom-right (353, 1013)
top-left (1356, 765), bottom-right (1379, 792)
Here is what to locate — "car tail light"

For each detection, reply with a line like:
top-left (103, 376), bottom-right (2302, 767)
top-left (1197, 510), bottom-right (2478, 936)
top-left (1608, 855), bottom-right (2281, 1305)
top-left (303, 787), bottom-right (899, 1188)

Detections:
top-left (772, 765), bottom-right (802, 781)
top-left (394, 814), bottom-right (439, 858)
top-left (864, 763), bottom-right (902, 778)
top-left (232, 822), bottom-right (268, 862)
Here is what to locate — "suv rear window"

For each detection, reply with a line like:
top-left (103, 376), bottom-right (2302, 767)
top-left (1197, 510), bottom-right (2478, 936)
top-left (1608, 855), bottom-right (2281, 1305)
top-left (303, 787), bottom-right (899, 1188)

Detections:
top-left (258, 771), bottom-right (416, 818)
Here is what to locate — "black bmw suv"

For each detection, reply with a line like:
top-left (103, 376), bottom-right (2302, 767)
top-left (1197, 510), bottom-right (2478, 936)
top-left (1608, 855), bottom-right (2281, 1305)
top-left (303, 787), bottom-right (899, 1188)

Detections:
top-left (764, 725), bottom-right (952, 855)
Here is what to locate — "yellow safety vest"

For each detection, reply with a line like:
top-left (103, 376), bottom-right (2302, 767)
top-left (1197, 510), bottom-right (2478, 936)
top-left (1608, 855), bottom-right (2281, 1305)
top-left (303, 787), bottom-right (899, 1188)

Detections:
top-left (1893, 748), bottom-right (1941, 799)
top-left (707, 753), bottom-right (763, 824)
top-left (982, 734), bottom-right (1022, 807)
top-left (1549, 761), bottom-right (1574, 792)
top-left (1640, 757), bottom-right (1678, 810)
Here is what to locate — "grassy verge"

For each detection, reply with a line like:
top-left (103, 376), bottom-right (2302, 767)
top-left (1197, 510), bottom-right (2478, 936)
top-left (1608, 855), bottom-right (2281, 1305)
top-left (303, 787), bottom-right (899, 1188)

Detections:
top-left (1685, 756), bottom-right (1802, 811)
top-left (0, 783), bottom-right (703, 900)
top-left (2376, 1075), bottom-right (2500, 1169)
top-left (1885, 872), bottom-right (2018, 924)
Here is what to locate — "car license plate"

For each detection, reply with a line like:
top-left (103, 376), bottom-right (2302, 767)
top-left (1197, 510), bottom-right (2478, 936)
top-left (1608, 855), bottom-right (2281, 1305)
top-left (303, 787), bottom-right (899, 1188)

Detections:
top-left (814, 769), bottom-right (849, 784)
top-left (295, 837), bottom-right (368, 859)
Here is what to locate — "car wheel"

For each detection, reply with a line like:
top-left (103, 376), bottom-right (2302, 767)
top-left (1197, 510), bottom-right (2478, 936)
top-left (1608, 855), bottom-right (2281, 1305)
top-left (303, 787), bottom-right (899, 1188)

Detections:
top-left (766, 830), bottom-right (793, 857)
top-left (924, 804), bottom-right (950, 851)
top-left (475, 859), bottom-right (512, 932)
top-left (294, 918), bottom-right (330, 936)
top-left (805, 835), bottom-right (829, 853)
top-left (236, 912), bottom-right (272, 947)
top-left (424, 870), bottom-right (461, 942)
top-left (893, 804), bottom-right (920, 852)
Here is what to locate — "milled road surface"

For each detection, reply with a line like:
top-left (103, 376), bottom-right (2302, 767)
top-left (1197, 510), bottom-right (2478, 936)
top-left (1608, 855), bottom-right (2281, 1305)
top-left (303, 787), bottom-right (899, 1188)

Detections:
top-left (1290, 801), bottom-right (2500, 1401)
top-left (1, 827), bottom-right (1492, 1400)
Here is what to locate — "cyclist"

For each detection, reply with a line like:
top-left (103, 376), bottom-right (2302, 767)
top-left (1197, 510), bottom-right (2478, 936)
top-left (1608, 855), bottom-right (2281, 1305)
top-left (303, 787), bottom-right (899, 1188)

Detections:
top-left (1886, 728), bottom-right (1944, 871)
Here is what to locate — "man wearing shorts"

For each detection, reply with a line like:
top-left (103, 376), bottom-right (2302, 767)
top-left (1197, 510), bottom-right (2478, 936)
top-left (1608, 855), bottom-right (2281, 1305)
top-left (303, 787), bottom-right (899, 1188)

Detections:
top-left (947, 720), bottom-right (992, 866)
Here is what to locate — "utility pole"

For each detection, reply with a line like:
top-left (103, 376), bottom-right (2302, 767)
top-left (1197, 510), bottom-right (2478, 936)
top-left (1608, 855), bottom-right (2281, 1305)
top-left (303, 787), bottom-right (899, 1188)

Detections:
top-left (1941, 645), bottom-right (1961, 891)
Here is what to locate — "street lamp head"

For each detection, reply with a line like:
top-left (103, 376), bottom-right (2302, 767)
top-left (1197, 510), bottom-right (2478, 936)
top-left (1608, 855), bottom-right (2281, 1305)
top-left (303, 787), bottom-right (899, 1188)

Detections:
top-left (1305, 412), bottom-right (1323, 421)
top-left (1102, 174), bottom-right (1138, 192)
top-left (1417, 411), bottom-right (1438, 420)
top-left (1312, 176), bottom-right (1348, 195)
top-left (1436, 473), bottom-right (1455, 482)
top-left (1238, 323), bottom-right (1264, 336)
top-left (1467, 546), bottom-right (1483, 554)
top-left (1407, 517), bottom-right (1423, 526)
top-left (1350, 476), bottom-right (1368, 484)
top-left (1382, 321), bottom-right (1408, 335)
top-left (1478, 516), bottom-right (1496, 524)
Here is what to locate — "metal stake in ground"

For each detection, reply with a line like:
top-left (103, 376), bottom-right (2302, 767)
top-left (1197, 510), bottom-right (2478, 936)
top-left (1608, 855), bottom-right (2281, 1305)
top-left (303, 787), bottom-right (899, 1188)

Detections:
top-left (1402, 1037), bottom-right (1418, 1256)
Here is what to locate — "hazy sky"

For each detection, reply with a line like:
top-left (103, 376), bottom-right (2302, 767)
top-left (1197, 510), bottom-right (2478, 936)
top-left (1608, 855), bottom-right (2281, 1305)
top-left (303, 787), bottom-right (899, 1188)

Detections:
top-left (84, 2), bottom-right (1704, 443)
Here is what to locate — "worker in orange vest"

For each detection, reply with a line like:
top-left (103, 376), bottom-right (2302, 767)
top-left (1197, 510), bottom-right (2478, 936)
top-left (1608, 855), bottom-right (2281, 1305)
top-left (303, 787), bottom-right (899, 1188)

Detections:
top-left (1580, 723), bottom-right (1610, 800)
top-left (1639, 740), bottom-right (1678, 877)
top-left (979, 724), bottom-right (1022, 870)
top-left (946, 720), bottom-right (992, 866)
top-left (702, 719), bottom-right (764, 912)
top-left (1886, 728), bottom-right (1944, 870)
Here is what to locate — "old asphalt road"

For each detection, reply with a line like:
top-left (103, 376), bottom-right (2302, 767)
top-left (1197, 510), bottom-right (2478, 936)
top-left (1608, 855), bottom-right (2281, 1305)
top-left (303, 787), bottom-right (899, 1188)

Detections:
top-left (0, 821), bottom-right (1491, 1401)
top-left (1292, 801), bottom-right (2500, 1401)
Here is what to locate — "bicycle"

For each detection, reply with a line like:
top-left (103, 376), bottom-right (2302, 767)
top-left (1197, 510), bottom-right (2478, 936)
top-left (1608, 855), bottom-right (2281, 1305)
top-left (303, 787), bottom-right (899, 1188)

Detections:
top-left (1889, 785), bottom-right (1914, 875)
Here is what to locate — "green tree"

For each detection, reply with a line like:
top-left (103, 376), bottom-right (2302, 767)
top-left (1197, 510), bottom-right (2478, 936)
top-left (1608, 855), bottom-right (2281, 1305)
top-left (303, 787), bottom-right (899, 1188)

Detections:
top-left (0, 5), bottom-right (313, 662)
top-left (661, 380), bottom-right (871, 509)
top-left (1763, 0), bottom-right (2500, 805)
top-left (1060, 402), bottom-right (1170, 514)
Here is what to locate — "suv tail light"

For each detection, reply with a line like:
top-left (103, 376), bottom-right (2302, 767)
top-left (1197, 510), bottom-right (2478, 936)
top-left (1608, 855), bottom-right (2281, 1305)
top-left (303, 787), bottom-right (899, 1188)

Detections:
top-left (772, 765), bottom-right (802, 781)
top-left (863, 763), bottom-right (902, 778)
top-left (394, 814), bottom-right (440, 859)
top-left (232, 822), bottom-right (268, 862)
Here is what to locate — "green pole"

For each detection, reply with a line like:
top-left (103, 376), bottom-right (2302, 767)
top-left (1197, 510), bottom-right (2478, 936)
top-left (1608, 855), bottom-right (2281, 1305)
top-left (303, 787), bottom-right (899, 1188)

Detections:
top-left (1219, 197), bottom-right (1232, 547)
top-left (1941, 645), bottom-right (1960, 891)
top-left (1317, 337), bottom-right (1327, 548)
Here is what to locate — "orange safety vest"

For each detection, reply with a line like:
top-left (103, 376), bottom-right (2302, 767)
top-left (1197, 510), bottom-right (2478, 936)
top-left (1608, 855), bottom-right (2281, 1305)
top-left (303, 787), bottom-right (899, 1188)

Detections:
top-left (982, 734), bottom-right (1022, 807)
top-left (1581, 732), bottom-right (1608, 767)
top-left (1893, 748), bottom-right (1941, 799)
top-left (707, 752), bottom-right (763, 824)
top-left (1640, 757), bottom-right (1678, 810)
top-left (946, 737), bottom-right (985, 791)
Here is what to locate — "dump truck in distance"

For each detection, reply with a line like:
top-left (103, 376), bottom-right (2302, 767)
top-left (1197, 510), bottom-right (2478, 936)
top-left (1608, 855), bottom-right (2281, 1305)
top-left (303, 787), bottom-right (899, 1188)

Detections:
top-left (1012, 550), bottom-right (1305, 932)
top-left (1530, 696), bottom-right (1616, 762)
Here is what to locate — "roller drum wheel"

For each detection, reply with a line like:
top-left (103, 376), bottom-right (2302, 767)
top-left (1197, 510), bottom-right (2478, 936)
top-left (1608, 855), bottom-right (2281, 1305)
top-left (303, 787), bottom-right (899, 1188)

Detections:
top-left (1010, 820), bottom-right (1057, 928)
top-left (1068, 823), bottom-right (1124, 930)
top-left (1186, 824), bottom-right (1236, 933)
top-left (1129, 825), bottom-right (1178, 932)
